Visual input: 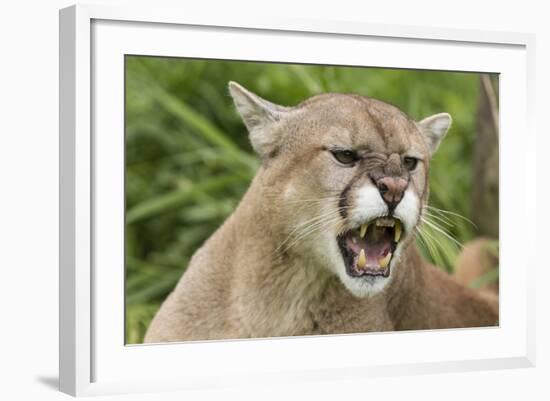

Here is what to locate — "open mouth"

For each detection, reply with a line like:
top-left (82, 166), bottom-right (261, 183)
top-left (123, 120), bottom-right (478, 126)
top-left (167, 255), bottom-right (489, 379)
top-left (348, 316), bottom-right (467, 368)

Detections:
top-left (337, 217), bottom-right (403, 278)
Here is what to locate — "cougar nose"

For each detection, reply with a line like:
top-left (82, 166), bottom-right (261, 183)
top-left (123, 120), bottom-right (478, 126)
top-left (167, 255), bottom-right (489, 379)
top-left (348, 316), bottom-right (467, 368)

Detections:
top-left (376, 177), bottom-right (408, 211)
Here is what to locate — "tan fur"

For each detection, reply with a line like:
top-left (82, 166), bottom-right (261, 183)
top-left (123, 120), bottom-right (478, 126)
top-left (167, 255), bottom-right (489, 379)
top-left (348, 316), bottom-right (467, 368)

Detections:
top-left (144, 83), bottom-right (498, 343)
top-left (455, 237), bottom-right (499, 295)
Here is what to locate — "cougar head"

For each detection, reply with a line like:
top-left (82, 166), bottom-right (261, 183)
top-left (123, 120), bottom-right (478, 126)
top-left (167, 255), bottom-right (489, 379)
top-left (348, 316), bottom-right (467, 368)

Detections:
top-left (229, 81), bottom-right (451, 297)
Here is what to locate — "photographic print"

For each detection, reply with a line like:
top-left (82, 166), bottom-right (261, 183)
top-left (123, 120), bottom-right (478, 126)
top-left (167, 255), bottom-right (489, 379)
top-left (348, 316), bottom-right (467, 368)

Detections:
top-left (124, 57), bottom-right (499, 344)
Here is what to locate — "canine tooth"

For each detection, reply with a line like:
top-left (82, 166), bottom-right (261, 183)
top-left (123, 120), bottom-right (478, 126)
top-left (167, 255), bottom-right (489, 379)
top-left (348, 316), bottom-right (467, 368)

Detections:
top-left (352, 237), bottom-right (357, 244)
top-left (357, 249), bottom-right (367, 269)
top-left (394, 221), bottom-right (403, 242)
top-left (379, 252), bottom-right (392, 269)
top-left (359, 223), bottom-right (368, 238)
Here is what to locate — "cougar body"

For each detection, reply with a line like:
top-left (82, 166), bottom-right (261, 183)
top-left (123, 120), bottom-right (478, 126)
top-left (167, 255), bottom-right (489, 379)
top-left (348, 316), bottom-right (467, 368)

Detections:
top-left (145, 83), bottom-right (498, 343)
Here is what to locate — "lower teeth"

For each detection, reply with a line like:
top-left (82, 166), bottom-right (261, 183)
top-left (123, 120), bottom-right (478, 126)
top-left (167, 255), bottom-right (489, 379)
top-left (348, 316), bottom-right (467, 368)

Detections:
top-left (356, 251), bottom-right (392, 271)
top-left (379, 252), bottom-right (392, 268)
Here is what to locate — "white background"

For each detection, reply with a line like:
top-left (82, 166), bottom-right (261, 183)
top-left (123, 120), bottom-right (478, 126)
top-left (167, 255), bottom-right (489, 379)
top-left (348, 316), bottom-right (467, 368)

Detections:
top-left (92, 18), bottom-right (529, 390)
top-left (0, 0), bottom-right (547, 400)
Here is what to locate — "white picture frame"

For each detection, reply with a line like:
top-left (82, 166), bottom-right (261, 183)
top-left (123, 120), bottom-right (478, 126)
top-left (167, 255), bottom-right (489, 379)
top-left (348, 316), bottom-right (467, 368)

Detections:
top-left (59, 3), bottom-right (536, 397)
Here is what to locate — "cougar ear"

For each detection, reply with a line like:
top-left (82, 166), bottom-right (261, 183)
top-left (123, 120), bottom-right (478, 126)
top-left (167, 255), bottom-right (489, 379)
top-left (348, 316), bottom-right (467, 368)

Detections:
top-left (418, 113), bottom-right (452, 155)
top-left (228, 81), bottom-right (289, 159)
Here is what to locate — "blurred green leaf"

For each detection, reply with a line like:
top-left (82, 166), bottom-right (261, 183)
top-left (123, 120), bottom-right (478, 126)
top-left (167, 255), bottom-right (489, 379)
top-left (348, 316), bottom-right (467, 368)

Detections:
top-left (151, 85), bottom-right (258, 171)
top-left (126, 174), bottom-right (243, 224)
top-left (470, 268), bottom-right (499, 290)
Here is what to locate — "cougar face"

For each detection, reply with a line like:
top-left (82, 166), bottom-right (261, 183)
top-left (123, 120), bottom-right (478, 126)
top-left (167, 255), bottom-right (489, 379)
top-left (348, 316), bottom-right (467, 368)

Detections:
top-left (229, 82), bottom-right (451, 298)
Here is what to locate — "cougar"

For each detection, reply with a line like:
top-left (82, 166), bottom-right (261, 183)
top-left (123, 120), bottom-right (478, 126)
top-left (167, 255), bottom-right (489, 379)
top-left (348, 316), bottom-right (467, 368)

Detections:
top-left (144, 81), bottom-right (498, 343)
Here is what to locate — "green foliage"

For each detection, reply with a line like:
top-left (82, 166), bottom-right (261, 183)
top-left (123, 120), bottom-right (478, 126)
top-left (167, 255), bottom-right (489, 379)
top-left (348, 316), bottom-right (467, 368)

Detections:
top-left (125, 56), bottom-right (494, 343)
top-left (469, 240), bottom-right (499, 289)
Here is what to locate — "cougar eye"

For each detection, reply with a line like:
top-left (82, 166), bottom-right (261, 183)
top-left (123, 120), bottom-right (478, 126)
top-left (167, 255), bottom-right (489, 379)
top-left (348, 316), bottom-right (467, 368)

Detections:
top-left (403, 156), bottom-right (419, 171)
top-left (331, 149), bottom-right (359, 166)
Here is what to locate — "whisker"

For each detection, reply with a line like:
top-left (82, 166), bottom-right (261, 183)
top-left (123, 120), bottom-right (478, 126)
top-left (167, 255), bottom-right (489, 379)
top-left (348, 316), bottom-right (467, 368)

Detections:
top-left (414, 227), bottom-right (429, 249)
top-left (278, 215), bottom-right (342, 254)
top-left (295, 207), bottom-right (350, 229)
top-left (285, 196), bottom-right (344, 204)
top-left (422, 208), bottom-right (454, 226)
top-left (421, 214), bottom-right (453, 233)
top-left (415, 226), bottom-right (439, 261)
top-left (421, 217), bottom-right (463, 249)
top-left (289, 216), bottom-right (342, 246)
top-left (280, 205), bottom-right (387, 255)
top-left (425, 205), bottom-right (477, 229)
top-left (273, 205), bottom-right (391, 256)
top-left (415, 227), bottom-right (436, 261)
top-left (416, 225), bottom-right (446, 262)
top-left (274, 208), bottom-right (348, 254)
top-left (422, 210), bottom-right (454, 227)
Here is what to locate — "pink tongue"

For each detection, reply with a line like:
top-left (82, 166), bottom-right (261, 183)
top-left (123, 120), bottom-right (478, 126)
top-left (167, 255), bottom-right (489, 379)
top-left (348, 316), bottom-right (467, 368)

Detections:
top-left (346, 236), bottom-right (391, 265)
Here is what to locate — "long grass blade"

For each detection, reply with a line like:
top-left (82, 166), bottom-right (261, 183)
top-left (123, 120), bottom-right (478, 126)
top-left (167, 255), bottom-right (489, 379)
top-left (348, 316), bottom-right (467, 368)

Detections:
top-left (127, 175), bottom-right (242, 224)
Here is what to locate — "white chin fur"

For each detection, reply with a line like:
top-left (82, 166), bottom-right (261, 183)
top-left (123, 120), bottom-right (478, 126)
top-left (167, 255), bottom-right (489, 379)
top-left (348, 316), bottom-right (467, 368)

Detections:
top-left (338, 270), bottom-right (390, 297)
top-left (330, 185), bottom-right (419, 298)
top-left (335, 244), bottom-right (405, 297)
